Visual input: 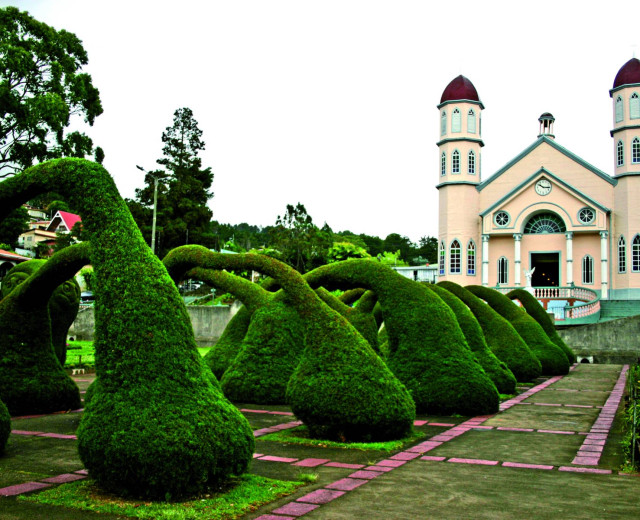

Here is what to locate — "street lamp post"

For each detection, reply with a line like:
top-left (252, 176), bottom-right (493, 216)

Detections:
top-left (136, 165), bottom-right (161, 255)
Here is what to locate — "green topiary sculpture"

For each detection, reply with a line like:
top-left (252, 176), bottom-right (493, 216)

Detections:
top-left (466, 285), bottom-right (569, 376)
top-left (424, 283), bottom-right (517, 394)
top-left (437, 281), bottom-right (542, 382)
top-left (305, 260), bottom-right (499, 416)
top-left (0, 398), bottom-right (10, 454)
top-left (506, 289), bottom-right (576, 363)
top-left (0, 245), bottom-right (86, 415)
top-left (1, 259), bottom-right (81, 366)
top-left (164, 245), bottom-right (415, 441)
top-left (0, 158), bottom-right (254, 500)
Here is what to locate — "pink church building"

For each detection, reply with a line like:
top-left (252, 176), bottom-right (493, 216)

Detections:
top-left (437, 58), bottom-right (640, 303)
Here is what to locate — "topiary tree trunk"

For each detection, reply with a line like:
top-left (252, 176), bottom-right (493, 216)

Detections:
top-left (0, 158), bottom-right (254, 500)
top-left (304, 261), bottom-right (499, 416)
top-left (0, 398), bottom-right (9, 454)
top-left (0, 243), bottom-right (87, 415)
top-left (164, 245), bottom-right (415, 441)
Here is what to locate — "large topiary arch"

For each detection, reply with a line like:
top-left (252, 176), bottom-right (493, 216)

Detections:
top-left (466, 285), bottom-right (569, 376)
top-left (437, 281), bottom-right (542, 382)
top-left (424, 283), bottom-right (517, 394)
top-left (0, 158), bottom-right (254, 499)
top-left (1, 259), bottom-right (81, 366)
top-left (164, 245), bottom-right (415, 441)
top-left (0, 244), bottom-right (86, 415)
top-left (506, 288), bottom-right (576, 363)
top-left (305, 260), bottom-right (499, 416)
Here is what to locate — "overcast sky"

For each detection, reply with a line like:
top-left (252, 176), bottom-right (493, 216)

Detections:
top-left (5, 1), bottom-right (639, 242)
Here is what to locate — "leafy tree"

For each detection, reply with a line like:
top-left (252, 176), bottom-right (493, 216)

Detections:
top-left (0, 7), bottom-right (103, 176)
top-left (358, 233), bottom-right (385, 256)
top-left (327, 241), bottom-right (371, 263)
top-left (0, 206), bottom-right (28, 248)
top-left (414, 236), bottom-right (438, 264)
top-left (377, 250), bottom-right (408, 267)
top-left (383, 233), bottom-right (415, 263)
top-left (269, 203), bottom-right (332, 273)
top-left (128, 108), bottom-right (214, 257)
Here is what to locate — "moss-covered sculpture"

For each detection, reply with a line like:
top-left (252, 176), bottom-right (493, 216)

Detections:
top-left (164, 245), bottom-right (415, 441)
top-left (0, 398), bottom-right (10, 454)
top-left (438, 281), bottom-right (542, 382)
top-left (507, 288), bottom-right (576, 363)
top-left (466, 285), bottom-right (569, 376)
top-left (1, 259), bottom-right (81, 366)
top-left (305, 260), bottom-right (499, 416)
top-left (0, 158), bottom-right (254, 499)
top-left (0, 245), bottom-right (86, 415)
top-left (205, 306), bottom-right (253, 379)
top-left (424, 283), bottom-right (517, 394)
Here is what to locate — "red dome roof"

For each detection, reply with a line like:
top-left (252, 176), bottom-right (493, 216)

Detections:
top-left (613, 58), bottom-right (640, 89)
top-left (440, 75), bottom-right (480, 104)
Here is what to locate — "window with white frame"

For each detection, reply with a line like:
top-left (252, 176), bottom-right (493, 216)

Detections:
top-left (633, 137), bottom-right (640, 164)
top-left (582, 255), bottom-right (594, 284)
top-left (616, 96), bottom-right (624, 122)
top-left (441, 111), bottom-right (447, 136)
top-left (439, 241), bottom-right (445, 275)
top-left (468, 109), bottom-right (476, 133)
top-left (467, 240), bottom-right (476, 275)
top-left (617, 140), bottom-right (624, 167)
top-left (452, 108), bottom-right (461, 133)
top-left (450, 240), bottom-right (461, 274)
top-left (468, 150), bottom-right (475, 174)
top-left (497, 257), bottom-right (508, 284)
top-left (631, 93), bottom-right (640, 120)
top-left (633, 235), bottom-right (640, 272)
top-left (452, 150), bottom-right (460, 173)
top-left (441, 152), bottom-right (446, 176)
top-left (619, 235), bottom-right (626, 273)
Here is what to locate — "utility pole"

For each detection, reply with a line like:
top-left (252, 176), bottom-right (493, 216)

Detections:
top-left (136, 165), bottom-right (161, 255)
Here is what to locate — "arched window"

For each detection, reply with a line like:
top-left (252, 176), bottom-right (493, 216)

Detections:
top-left (616, 96), bottom-right (624, 123)
top-left (439, 241), bottom-right (445, 275)
top-left (618, 235), bottom-right (626, 273)
top-left (633, 235), bottom-right (640, 272)
top-left (452, 150), bottom-right (460, 174)
top-left (468, 109), bottom-right (476, 133)
top-left (524, 212), bottom-right (566, 234)
top-left (617, 140), bottom-right (625, 167)
top-left (452, 108), bottom-right (461, 133)
top-left (468, 150), bottom-right (475, 174)
top-left (441, 152), bottom-right (446, 176)
top-left (582, 255), bottom-right (594, 284)
top-left (467, 240), bottom-right (476, 275)
top-left (441, 111), bottom-right (447, 136)
top-left (497, 257), bottom-right (508, 285)
top-left (631, 93), bottom-right (640, 120)
top-left (450, 240), bottom-right (461, 274)
top-left (632, 137), bottom-right (640, 164)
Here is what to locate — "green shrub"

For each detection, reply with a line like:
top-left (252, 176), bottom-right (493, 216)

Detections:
top-left (0, 398), bottom-right (9, 453)
top-left (165, 246), bottom-right (416, 441)
top-left (506, 289), bottom-right (576, 363)
top-left (0, 159), bottom-right (254, 500)
top-left (425, 283), bottom-right (517, 394)
top-left (466, 286), bottom-right (569, 376)
top-left (438, 281), bottom-right (541, 382)
top-left (205, 306), bottom-right (252, 379)
top-left (0, 247), bottom-right (85, 415)
top-left (306, 260), bottom-right (499, 416)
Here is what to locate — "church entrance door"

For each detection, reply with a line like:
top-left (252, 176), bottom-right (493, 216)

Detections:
top-left (530, 252), bottom-right (560, 287)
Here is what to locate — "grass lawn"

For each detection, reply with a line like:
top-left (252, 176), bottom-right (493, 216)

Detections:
top-left (20, 475), bottom-right (305, 519)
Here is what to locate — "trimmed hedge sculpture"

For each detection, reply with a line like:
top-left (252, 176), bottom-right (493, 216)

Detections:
top-left (466, 286), bottom-right (569, 376)
top-left (205, 306), bottom-right (253, 379)
top-left (424, 283), bottom-right (517, 394)
top-left (507, 289), bottom-right (576, 363)
top-left (1, 259), bottom-right (81, 366)
top-left (0, 159), bottom-right (254, 500)
top-left (164, 245), bottom-right (415, 441)
top-left (438, 281), bottom-right (542, 382)
top-left (0, 245), bottom-right (86, 415)
top-left (0, 398), bottom-right (9, 454)
top-left (305, 260), bottom-right (499, 416)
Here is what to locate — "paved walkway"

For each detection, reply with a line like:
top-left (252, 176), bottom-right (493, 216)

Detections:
top-left (1, 365), bottom-right (640, 519)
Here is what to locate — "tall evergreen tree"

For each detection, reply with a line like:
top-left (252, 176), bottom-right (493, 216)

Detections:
top-left (128, 108), bottom-right (214, 257)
